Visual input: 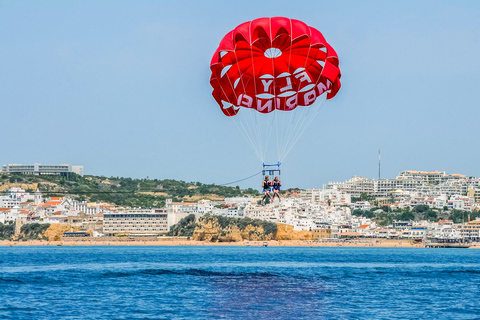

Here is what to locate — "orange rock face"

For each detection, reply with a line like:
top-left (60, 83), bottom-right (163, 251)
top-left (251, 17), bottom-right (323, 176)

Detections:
top-left (275, 223), bottom-right (315, 240)
top-left (44, 224), bottom-right (80, 241)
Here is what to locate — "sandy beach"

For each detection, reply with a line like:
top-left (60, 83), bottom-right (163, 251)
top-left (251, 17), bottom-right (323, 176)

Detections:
top-left (2, 239), bottom-right (479, 248)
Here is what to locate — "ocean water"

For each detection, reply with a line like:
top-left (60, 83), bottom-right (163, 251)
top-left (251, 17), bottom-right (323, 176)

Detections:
top-left (0, 246), bottom-right (479, 320)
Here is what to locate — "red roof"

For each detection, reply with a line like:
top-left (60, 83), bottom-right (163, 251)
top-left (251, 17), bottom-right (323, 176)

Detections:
top-left (42, 201), bottom-right (61, 206)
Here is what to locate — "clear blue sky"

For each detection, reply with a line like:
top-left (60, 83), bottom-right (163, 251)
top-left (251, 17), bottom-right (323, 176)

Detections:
top-left (1, 1), bottom-right (480, 189)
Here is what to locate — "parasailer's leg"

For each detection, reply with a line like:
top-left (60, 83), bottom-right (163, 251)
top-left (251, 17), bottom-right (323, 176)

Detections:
top-left (262, 189), bottom-right (272, 204)
top-left (273, 189), bottom-right (281, 202)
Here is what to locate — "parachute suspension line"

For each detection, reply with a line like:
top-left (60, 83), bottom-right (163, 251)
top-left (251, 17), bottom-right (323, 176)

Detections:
top-left (213, 67), bottom-right (264, 162)
top-left (285, 103), bottom-right (314, 155)
top-left (279, 105), bottom-right (300, 162)
top-left (268, 30), bottom-right (280, 164)
top-left (248, 111), bottom-right (265, 162)
top-left (231, 116), bottom-right (262, 161)
top-left (231, 51), bottom-right (259, 161)
top-left (253, 107), bottom-right (263, 161)
top-left (262, 110), bottom-right (277, 162)
top-left (251, 105), bottom-right (265, 162)
top-left (283, 107), bottom-right (323, 161)
top-left (212, 74), bottom-right (258, 159)
top-left (250, 40), bottom-right (263, 161)
top-left (278, 97), bottom-right (316, 162)
top-left (281, 99), bottom-right (320, 161)
top-left (278, 32), bottom-right (316, 163)
top-left (275, 110), bottom-right (280, 162)
top-left (233, 103), bottom-right (264, 162)
top-left (280, 25), bottom-right (294, 163)
top-left (281, 94), bottom-right (327, 161)
top-left (239, 104), bottom-right (262, 160)
top-left (233, 44), bottom-right (267, 162)
top-left (282, 103), bottom-right (316, 159)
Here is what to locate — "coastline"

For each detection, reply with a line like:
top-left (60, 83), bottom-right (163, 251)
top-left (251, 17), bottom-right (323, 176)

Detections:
top-left (2, 239), bottom-right (479, 248)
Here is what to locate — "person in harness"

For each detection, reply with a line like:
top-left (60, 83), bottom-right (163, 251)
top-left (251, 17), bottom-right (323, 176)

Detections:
top-left (262, 175), bottom-right (272, 204)
top-left (272, 176), bottom-right (282, 202)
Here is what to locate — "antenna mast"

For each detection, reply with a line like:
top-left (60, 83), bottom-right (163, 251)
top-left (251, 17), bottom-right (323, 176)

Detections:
top-left (378, 149), bottom-right (381, 180)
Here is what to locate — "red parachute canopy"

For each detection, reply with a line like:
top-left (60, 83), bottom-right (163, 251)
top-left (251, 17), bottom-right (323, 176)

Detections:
top-left (210, 17), bottom-right (341, 117)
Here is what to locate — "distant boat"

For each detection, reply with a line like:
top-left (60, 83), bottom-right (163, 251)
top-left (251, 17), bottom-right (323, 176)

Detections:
top-left (263, 242), bottom-right (268, 247)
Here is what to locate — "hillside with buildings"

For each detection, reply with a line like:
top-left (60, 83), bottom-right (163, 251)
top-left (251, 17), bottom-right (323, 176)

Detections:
top-left (0, 171), bottom-right (261, 208)
top-left (1, 166), bottom-right (480, 243)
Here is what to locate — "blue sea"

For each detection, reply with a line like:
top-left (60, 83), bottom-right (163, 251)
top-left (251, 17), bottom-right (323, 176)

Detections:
top-left (0, 246), bottom-right (479, 319)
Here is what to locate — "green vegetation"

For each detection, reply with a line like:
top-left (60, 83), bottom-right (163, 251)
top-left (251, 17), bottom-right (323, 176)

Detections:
top-left (351, 192), bottom-right (376, 203)
top-left (0, 172), bottom-right (261, 207)
top-left (208, 214), bottom-right (277, 235)
top-left (19, 223), bottom-right (50, 240)
top-left (450, 210), bottom-right (480, 224)
top-left (0, 222), bottom-right (15, 240)
top-left (352, 205), bottom-right (478, 226)
top-left (167, 213), bottom-right (277, 238)
top-left (0, 222), bottom-right (50, 240)
top-left (167, 214), bottom-right (197, 237)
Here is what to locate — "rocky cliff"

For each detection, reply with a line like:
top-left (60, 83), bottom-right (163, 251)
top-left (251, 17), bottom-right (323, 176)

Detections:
top-left (275, 223), bottom-right (315, 240)
top-left (191, 215), bottom-right (276, 242)
top-left (44, 224), bottom-right (81, 241)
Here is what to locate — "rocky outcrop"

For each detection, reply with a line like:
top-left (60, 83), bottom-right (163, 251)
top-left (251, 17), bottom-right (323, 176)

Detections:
top-left (276, 223), bottom-right (314, 240)
top-left (192, 217), bottom-right (276, 242)
top-left (44, 224), bottom-right (80, 241)
top-left (192, 219), bottom-right (221, 241)
top-left (177, 215), bottom-right (318, 242)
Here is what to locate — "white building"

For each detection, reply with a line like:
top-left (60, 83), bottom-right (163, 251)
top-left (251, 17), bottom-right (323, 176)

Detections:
top-left (401, 227), bottom-right (428, 239)
top-left (353, 201), bottom-right (371, 211)
top-left (103, 208), bottom-right (168, 236)
top-left (211, 206), bottom-right (245, 218)
top-left (460, 219), bottom-right (480, 241)
top-left (300, 189), bottom-right (351, 205)
top-left (431, 220), bottom-right (460, 239)
top-left (0, 187), bottom-right (36, 208)
top-left (165, 199), bottom-right (196, 226)
top-left (72, 201), bottom-right (102, 215)
top-left (2, 163), bottom-right (84, 176)
top-left (327, 170), bottom-right (477, 198)
top-left (224, 197), bottom-right (255, 207)
top-left (0, 208), bottom-right (9, 224)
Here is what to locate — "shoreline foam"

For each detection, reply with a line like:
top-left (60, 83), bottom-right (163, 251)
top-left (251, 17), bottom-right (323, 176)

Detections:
top-left (2, 239), bottom-right (478, 248)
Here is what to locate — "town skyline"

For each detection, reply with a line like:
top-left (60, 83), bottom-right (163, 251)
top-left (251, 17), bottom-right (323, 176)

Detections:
top-left (1, 165), bottom-right (480, 243)
top-left (1, 162), bottom-right (477, 190)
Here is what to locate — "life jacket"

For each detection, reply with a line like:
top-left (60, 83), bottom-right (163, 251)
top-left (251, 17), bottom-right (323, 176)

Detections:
top-left (273, 180), bottom-right (281, 189)
top-left (262, 180), bottom-right (270, 189)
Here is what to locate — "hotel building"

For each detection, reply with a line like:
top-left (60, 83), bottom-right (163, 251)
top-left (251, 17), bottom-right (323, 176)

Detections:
top-left (2, 163), bottom-right (84, 177)
top-left (103, 209), bottom-right (168, 236)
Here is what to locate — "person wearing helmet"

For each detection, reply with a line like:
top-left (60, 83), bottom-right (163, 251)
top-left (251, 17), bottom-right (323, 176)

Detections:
top-left (262, 176), bottom-right (272, 204)
top-left (272, 176), bottom-right (282, 202)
